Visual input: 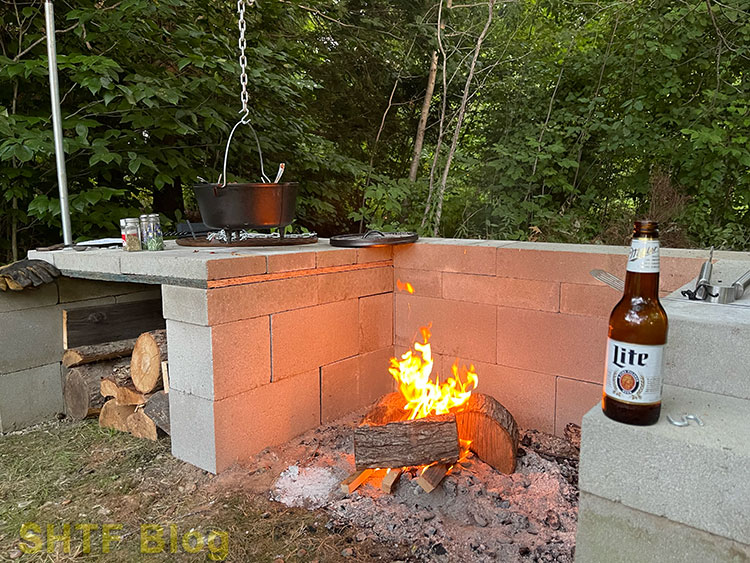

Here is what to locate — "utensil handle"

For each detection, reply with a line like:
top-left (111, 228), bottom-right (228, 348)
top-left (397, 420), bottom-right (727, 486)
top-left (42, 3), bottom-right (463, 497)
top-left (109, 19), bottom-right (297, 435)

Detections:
top-left (732, 269), bottom-right (750, 299)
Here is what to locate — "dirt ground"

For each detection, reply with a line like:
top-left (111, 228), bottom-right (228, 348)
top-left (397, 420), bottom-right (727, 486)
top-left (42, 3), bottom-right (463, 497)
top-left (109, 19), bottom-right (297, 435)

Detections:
top-left (0, 419), bottom-right (412, 562)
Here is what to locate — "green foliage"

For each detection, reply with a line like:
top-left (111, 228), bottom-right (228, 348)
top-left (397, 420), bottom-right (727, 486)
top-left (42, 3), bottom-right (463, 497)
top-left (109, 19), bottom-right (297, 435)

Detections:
top-left (1, 0), bottom-right (749, 261)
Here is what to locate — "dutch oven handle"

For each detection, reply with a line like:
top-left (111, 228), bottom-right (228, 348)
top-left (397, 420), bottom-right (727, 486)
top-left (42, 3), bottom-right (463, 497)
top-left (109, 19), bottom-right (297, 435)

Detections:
top-left (217, 114), bottom-right (270, 193)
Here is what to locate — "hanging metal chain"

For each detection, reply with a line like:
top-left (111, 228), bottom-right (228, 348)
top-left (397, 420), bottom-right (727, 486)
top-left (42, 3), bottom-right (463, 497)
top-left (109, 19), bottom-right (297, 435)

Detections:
top-left (236, 0), bottom-right (253, 118)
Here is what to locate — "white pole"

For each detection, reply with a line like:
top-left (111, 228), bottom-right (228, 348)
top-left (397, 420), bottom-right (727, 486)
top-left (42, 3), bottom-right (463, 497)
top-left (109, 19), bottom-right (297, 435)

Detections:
top-left (44, 0), bottom-right (73, 246)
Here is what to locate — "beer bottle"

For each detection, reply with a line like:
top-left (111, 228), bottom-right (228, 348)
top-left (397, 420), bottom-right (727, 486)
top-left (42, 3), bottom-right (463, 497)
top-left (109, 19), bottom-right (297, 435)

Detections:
top-left (602, 220), bottom-right (668, 425)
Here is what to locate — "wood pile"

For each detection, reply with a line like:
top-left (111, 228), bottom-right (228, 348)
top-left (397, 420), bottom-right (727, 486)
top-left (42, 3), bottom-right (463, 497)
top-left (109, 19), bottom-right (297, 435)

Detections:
top-left (62, 329), bottom-right (170, 441)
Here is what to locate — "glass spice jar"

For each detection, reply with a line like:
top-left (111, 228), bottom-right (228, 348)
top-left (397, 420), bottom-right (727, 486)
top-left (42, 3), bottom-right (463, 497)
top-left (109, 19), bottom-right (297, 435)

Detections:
top-left (123, 218), bottom-right (142, 251)
top-left (145, 214), bottom-right (164, 251)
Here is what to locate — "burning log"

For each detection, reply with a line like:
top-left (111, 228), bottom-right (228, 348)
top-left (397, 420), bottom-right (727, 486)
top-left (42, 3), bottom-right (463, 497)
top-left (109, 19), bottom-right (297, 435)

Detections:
top-left (456, 393), bottom-right (519, 474)
top-left (354, 393), bottom-right (460, 470)
top-left (340, 468), bottom-right (375, 494)
top-left (380, 468), bottom-right (403, 494)
top-left (416, 463), bottom-right (451, 493)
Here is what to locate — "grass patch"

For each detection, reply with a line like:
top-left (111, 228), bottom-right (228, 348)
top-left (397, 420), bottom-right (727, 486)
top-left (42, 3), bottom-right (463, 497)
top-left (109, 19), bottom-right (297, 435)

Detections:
top-left (0, 420), bottom-right (410, 562)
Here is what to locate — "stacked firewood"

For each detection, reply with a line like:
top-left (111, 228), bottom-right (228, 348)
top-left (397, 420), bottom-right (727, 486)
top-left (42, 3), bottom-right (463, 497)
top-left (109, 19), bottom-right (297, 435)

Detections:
top-left (62, 330), bottom-right (170, 440)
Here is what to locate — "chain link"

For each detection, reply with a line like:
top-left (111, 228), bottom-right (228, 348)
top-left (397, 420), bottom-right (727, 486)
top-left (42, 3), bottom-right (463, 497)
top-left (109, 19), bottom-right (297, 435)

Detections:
top-left (237, 0), bottom-right (254, 118)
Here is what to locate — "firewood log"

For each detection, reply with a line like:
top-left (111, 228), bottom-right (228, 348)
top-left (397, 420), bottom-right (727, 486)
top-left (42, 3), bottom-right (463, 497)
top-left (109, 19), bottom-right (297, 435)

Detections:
top-left (416, 463), bottom-right (451, 493)
top-left (354, 393), bottom-right (460, 470)
top-left (130, 330), bottom-right (167, 393)
top-left (98, 399), bottom-right (136, 432)
top-left (455, 393), bottom-right (519, 474)
top-left (62, 338), bottom-right (136, 368)
top-left (142, 391), bottom-right (170, 435)
top-left (126, 408), bottom-right (158, 440)
top-left (63, 359), bottom-right (128, 420)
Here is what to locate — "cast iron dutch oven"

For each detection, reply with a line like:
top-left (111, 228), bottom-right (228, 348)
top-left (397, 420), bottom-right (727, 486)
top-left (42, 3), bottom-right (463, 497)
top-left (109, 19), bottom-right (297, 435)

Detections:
top-left (192, 181), bottom-right (298, 230)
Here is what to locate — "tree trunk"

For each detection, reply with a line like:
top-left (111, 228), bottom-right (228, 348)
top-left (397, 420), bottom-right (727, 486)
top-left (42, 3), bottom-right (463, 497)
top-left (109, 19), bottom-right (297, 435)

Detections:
top-left (432, 0), bottom-right (496, 236)
top-left (408, 50), bottom-right (439, 182)
top-left (130, 330), bottom-right (167, 393)
top-left (354, 392), bottom-right (460, 470)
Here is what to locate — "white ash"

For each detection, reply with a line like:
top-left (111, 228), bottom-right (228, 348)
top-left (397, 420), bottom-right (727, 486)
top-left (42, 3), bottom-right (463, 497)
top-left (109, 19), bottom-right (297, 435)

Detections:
top-left (264, 416), bottom-right (579, 563)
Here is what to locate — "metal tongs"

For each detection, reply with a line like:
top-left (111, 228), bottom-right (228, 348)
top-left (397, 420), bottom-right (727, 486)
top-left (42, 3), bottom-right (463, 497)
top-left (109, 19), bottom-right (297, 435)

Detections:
top-left (682, 247), bottom-right (750, 304)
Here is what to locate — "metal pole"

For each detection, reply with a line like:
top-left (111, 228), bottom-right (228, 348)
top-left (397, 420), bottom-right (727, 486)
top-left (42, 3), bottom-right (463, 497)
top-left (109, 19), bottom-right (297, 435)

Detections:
top-left (44, 0), bottom-right (73, 246)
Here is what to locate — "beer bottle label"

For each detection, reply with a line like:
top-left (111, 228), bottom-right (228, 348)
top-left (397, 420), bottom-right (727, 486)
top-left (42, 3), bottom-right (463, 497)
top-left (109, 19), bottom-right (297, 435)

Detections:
top-left (604, 339), bottom-right (664, 404)
top-left (627, 238), bottom-right (660, 273)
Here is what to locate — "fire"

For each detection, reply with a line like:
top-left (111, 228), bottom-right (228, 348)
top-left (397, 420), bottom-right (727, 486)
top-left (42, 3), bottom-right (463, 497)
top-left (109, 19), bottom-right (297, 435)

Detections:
top-left (396, 279), bottom-right (414, 294)
top-left (389, 325), bottom-right (478, 421)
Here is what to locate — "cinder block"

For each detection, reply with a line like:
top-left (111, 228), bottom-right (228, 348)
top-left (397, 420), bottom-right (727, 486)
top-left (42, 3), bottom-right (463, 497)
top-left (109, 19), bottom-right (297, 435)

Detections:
top-left (120, 249), bottom-right (208, 280)
top-left (356, 246), bottom-right (393, 263)
top-left (321, 347), bottom-right (395, 423)
top-left (662, 297), bottom-right (750, 400)
top-left (207, 276), bottom-right (317, 324)
top-left (317, 266), bottom-right (393, 304)
top-left (271, 299), bottom-right (359, 379)
top-left (57, 277), bottom-right (150, 303)
top-left (169, 388), bottom-right (216, 474)
top-left (206, 254), bottom-right (266, 280)
top-left (0, 283), bottom-right (58, 313)
top-left (316, 248), bottom-right (356, 268)
top-left (470, 361), bottom-right (555, 434)
top-left (267, 250), bottom-right (316, 273)
top-left (576, 492), bottom-right (750, 563)
top-left (554, 377), bottom-right (601, 436)
top-left (212, 316), bottom-right (271, 399)
top-left (165, 320), bottom-right (213, 400)
top-left (497, 247), bottom-right (626, 285)
top-left (395, 294), bottom-right (496, 363)
top-left (0, 363), bottom-right (64, 432)
top-left (358, 347), bottom-right (395, 405)
top-left (162, 285), bottom-right (208, 325)
top-left (0, 306), bottom-right (62, 373)
top-left (214, 370), bottom-right (320, 472)
top-left (560, 282), bottom-right (619, 317)
top-left (53, 248), bottom-right (121, 275)
top-left (321, 355), bottom-right (359, 423)
top-left (359, 293), bottom-right (393, 353)
top-left (579, 385), bottom-right (750, 545)
top-left (394, 243), bottom-right (495, 275)
top-left (442, 272), bottom-right (559, 311)
top-left (394, 268), bottom-right (442, 298)
top-left (496, 307), bottom-right (607, 383)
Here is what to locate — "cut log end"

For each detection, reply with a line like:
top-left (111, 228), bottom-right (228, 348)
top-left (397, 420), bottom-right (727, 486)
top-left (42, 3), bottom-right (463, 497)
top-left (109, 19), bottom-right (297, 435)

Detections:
top-left (456, 393), bottom-right (519, 474)
top-left (131, 330), bottom-right (167, 393)
top-left (98, 400), bottom-right (136, 433)
top-left (63, 359), bottom-right (128, 420)
top-left (126, 409), bottom-right (158, 440)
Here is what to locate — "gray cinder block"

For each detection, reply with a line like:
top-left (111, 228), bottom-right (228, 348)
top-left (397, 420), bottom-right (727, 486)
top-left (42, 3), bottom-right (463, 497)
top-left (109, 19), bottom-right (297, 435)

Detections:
top-left (0, 363), bottom-right (64, 432)
top-left (168, 388), bottom-right (216, 474)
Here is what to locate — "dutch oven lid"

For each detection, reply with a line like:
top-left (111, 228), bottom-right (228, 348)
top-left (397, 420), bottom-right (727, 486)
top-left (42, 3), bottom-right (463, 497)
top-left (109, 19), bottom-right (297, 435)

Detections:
top-left (329, 230), bottom-right (418, 247)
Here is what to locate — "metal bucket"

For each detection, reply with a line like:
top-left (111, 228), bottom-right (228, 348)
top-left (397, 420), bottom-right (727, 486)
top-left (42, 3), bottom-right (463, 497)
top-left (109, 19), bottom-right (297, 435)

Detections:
top-left (192, 182), bottom-right (298, 230)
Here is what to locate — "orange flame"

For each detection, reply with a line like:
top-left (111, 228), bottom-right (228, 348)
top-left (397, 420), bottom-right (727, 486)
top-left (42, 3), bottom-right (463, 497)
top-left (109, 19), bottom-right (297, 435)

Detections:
top-left (396, 279), bottom-right (414, 294)
top-left (389, 324), bottom-right (478, 421)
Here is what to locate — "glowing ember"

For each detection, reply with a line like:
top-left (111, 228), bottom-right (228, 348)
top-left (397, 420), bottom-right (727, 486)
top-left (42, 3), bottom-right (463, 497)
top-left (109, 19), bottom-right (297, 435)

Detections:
top-left (389, 325), bottom-right (478, 421)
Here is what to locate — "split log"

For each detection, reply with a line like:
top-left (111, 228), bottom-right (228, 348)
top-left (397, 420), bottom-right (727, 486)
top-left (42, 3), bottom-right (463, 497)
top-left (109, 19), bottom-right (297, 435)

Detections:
top-left (354, 393), bottom-right (460, 470)
top-left (63, 359), bottom-right (128, 420)
top-left (98, 399), bottom-right (136, 432)
top-left (340, 469), bottom-right (375, 494)
top-left (416, 464), bottom-right (450, 493)
top-left (143, 391), bottom-right (170, 435)
top-left (131, 330), bottom-right (167, 393)
top-left (161, 361), bottom-right (169, 393)
top-left (381, 468), bottom-right (403, 494)
top-left (99, 361), bottom-right (132, 398)
top-left (455, 393), bottom-right (519, 474)
top-left (126, 409), bottom-right (158, 440)
top-left (62, 338), bottom-right (136, 368)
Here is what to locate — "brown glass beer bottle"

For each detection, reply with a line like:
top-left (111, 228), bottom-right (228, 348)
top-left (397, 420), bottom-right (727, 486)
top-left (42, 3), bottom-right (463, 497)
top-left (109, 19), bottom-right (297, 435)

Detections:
top-left (602, 220), bottom-right (668, 425)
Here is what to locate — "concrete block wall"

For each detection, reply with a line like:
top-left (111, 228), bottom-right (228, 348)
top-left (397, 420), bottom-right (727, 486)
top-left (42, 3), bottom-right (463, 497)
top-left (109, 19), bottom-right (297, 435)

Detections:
top-left (392, 239), bottom-right (704, 436)
top-left (0, 278), bottom-right (161, 432)
top-left (162, 246), bottom-right (396, 474)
